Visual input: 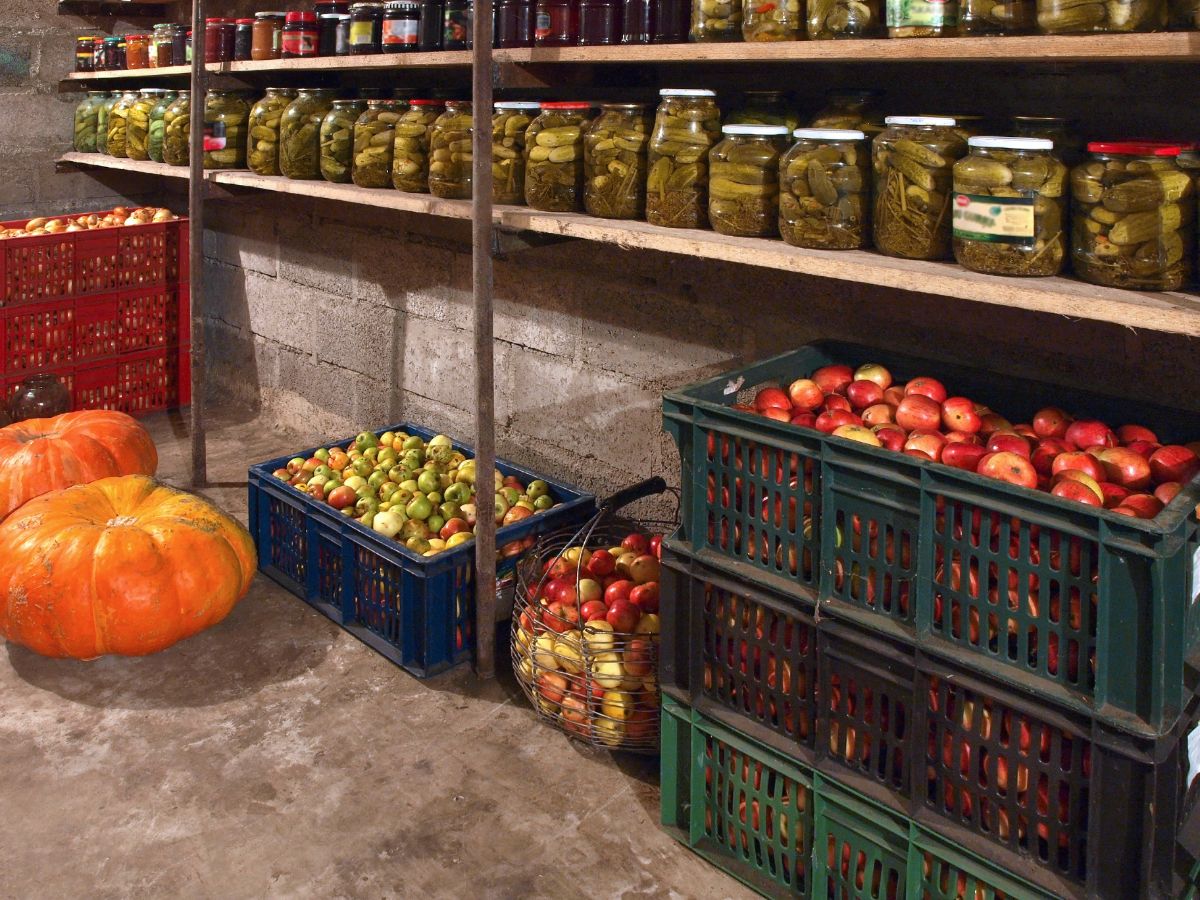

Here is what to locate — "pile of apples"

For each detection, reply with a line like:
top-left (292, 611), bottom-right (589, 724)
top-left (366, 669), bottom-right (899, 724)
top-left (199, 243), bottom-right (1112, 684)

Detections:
top-left (272, 429), bottom-right (561, 558)
top-left (0, 207), bottom-right (177, 238)
top-left (512, 531), bottom-right (663, 749)
top-left (742, 362), bottom-right (1198, 519)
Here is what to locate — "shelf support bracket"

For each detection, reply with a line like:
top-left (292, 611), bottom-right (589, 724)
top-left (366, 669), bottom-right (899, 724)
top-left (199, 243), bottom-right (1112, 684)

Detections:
top-left (491, 228), bottom-right (575, 258)
top-left (188, 0), bottom-right (208, 487)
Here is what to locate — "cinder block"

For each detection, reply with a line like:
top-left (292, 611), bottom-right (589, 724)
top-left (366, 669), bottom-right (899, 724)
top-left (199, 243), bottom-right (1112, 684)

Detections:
top-left (353, 229), bottom-right (465, 319)
top-left (200, 260), bottom-right (251, 331)
top-left (203, 208), bottom-right (279, 277)
top-left (492, 255), bottom-right (582, 359)
top-left (245, 272), bottom-right (318, 354)
top-left (400, 316), bottom-right (475, 413)
top-left (0, 95), bottom-right (73, 151)
top-left (278, 217), bottom-right (357, 296)
top-left (275, 347), bottom-right (357, 424)
top-left (0, 32), bottom-right (35, 87)
top-left (315, 295), bottom-right (398, 376)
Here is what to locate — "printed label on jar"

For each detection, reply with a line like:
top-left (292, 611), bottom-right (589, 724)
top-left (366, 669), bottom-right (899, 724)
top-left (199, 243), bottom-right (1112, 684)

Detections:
top-left (383, 18), bottom-right (419, 44)
top-left (349, 19), bottom-right (376, 44)
top-left (886, 0), bottom-right (956, 26)
top-left (534, 10), bottom-right (552, 36)
top-left (444, 11), bottom-right (470, 44)
top-left (952, 193), bottom-right (1035, 245)
top-left (203, 122), bottom-right (227, 152)
top-left (281, 30), bottom-right (318, 54)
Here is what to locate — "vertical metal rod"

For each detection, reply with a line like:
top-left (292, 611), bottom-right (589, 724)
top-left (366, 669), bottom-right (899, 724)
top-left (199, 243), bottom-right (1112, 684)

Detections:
top-left (471, 0), bottom-right (496, 679)
top-left (188, 0), bottom-right (208, 487)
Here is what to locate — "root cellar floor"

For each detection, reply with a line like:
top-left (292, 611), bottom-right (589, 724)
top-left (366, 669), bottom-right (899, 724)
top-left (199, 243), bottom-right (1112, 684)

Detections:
top-left (0, 406), bottom-right (752, 900)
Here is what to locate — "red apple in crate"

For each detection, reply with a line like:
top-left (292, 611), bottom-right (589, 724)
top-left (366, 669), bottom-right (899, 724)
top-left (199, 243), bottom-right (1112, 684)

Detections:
top-left (834, 424), bottom-right (883, 447)
top-left (812, 364), bottom-right (854, 395)
top-left (543, 601), bottom-right (580, 633)
top-left (942, 442), bottom-right (988, 472)
top-left (905, 448), bottom-right (936, 462)
top-left (1121, 493), bottom-right (1165, 519)
top-left (862, 404), bottom-right (896, 427)
top-left (1032, 407), bottom-right (1072, 440)
top-left (605, 580), bottom-right (634, 606)
top-left (1111, 506), bottom-right (1139, 518)
top-left (790, 412), bottom-right (817, 428)
top-left (586, 549), bottom-right (616, 578)
top-left (762, 408), bottom-right (791, 422)
top-left (979, 413), bottom-right (1013, 436)
top-left (649, 535), bottom-right (662, 559)
top-left (1155, 482), bottom-right (1182, 505)
top-left (1052, 469), bottom-right (1104, 503)
top-left (987, 432), bottom-right (1032, 459)
top-left (1065, 420), bottom-right (1117, 450)
top-left (1014, 424), bottom-right (1038, 440)
top-left (883, 386), bottom-right (906, 406)
top-left (1094, 447), bottom-right (1152, 490)
top-left (622, 534), bottom-right (650, 555)
top-left (1118, 424), bottom-right (1159, 445)
top-left (854, 363), bottom-right (892, 390)
top-left (1149, 446), bottom-right (1200, 484)
top-left (824, 394), bottom-right (852, 413)
top-left (1124, 439), bottom-right (1159, 458)
top-left (788, 378), bottom-right (825, 411)
top-left (1052, 451), bottom-right (1106, 484)
top-left (846, 379), bottom-right (885, 410)
top-left (944, 431), bottom-right (981, 445)
top-left (580, 599), bottom-right (608, 622)
top-left (941, 397), bottom-right (982, 433)
top-left (896, 395), bottom-right (942, 432)
top-left (629, 582), bottom-right (660, 613)
top-left (1031, 439), bottom-right (1070, 476)
top-left (905, 431), bottom-right (947, 461)
top-left (815, 410), bottom-right (860, 434)
top-left (905, 377), bottom-right (948, 404)
top-left (874, 426), bottom-right (907, 452)
top-left (754, 387), bottom-right (792, 413)
top-left (1052, 479), bottom-right (1104, 507)
top-left (607, 599), bottom-right (640, 633)
top-left (977, 452), bottom-right (1038, 489)
top-left (1099, 482), bottom-right (1131, 508)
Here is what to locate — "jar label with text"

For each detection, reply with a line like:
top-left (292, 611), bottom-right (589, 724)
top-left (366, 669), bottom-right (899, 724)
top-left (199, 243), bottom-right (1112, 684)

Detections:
top-left (350, 19), bottom-right (376, 44)
top-left (534, 10), bottom-right (552, 36)
top-left (952, 193), bottom-right (1035, 245)
top-left (203, 121), bottom-right (227, 152)
top-left (886, 0), bottom-right (956, 26)
top-left (383, 18), bottom-right (419, 44)
top-left (281, 30), bottom-right (318, 54)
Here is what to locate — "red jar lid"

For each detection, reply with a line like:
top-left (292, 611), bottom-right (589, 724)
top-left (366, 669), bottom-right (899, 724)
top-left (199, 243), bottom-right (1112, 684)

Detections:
top-left (1087, 141), bottom-right (1185, 157)
top-left (541, 101), bottom-right (590, 109)
top-left (235, 18), bottom-right (255, 24)
top-left (285, 11), bottom-right (318, 23)
top-left (409, 99), bottom-right (446, 106)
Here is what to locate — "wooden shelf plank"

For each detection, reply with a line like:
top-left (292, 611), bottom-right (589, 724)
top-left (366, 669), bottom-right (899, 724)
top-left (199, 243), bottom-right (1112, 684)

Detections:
top-left (66, 64), bottom-right (192, 81)
top-left (58, 151), bottom-right (190, 179)
top-left (210, 51), bottom-right (473, 74)
top-left (208, 171), bottom-right (474, 218)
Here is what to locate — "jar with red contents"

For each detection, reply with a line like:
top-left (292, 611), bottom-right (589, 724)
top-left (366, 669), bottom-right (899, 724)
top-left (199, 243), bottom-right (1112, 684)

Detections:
top-left (205, 18), bottom-right (236, 63)
top-left (282, 12), bottom-right (320, 57)
top-left (579, 0), bottom-right (620, 41)
top-left (534, 0), bottom-right (579, 43)
top-left (496, 0), bottom-right (536, 45)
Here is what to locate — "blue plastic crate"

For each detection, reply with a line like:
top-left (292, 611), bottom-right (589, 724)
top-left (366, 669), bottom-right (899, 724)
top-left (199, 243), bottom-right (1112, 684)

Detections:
top-left (248, 422), bottom-right (596, 677)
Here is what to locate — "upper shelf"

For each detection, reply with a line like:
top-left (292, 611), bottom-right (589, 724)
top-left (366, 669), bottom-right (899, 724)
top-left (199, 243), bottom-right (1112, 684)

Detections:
top-left (66, 51), bottom-right (471, 81)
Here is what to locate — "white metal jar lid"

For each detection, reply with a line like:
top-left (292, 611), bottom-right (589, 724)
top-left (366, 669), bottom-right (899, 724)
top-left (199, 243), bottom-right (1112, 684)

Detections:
top-left (660, 88), bottom-right (717, 98)
top-left (968, 135), bottom-right (1055, 151)
top-left (722, 124), bottom-right (790, 135)
top-left (885, 116), bottom-right (956, 127)
top-left (793, 128), bottom-right (866, 141)
top-left (494, 101), bottom-right (542, 109)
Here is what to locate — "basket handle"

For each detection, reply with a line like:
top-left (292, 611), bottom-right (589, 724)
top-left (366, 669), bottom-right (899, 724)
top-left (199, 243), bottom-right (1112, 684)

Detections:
top-left (598, 477), bottom-right (668, 515)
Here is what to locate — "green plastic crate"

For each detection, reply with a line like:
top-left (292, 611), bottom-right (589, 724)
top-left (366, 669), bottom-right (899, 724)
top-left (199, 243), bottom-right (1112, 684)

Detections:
top-left (909, 827), bottom-right (1056, 900)
top-left (663, 340), bottom-right (1200, 737)
top-left (812, 774), bottom-right (908, 899)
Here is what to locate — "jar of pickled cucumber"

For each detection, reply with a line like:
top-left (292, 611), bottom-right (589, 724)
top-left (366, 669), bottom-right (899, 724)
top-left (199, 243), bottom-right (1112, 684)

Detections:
top-left (525, 102), bottom-right (591, 212)
top-left (1070, 141), bottom-right (1194, 290)
top-left (107, 91), bottom-right (138, 158)
top-left (1011, 115), bottom-right (1082, 166)
top-left (247, 88), bottom-right (297, 176)
top-left (809, 89), bottom-right (884, 137)
top-left (146, 90), bottom-right (176, 163)
top-left (162, 92), bottom-right (191, 166)
top-left (392, 99), bottom-right (444, 192)
top-left (872, 116), bottom-right (967, 259)
top-left (493, 101), bottom-right (539, 204)
top-left (708, 125), bottom-right (789, 237)
top-left (691, 0), bottom-right (742, 39)
top-left (780, 128), bottom-right (870, 249)
top-left (584, 102), bottom-right (651, 219)
top-left (95, 93), bottom-right (119, 157)
top-left (126, 88), bottom-right (165, 161)
top-left (1037, 0), bottom-right (1163, 29)
top-left (887, 0), bottom-right (957, 34)
top-left (280, 88), bottom-right (338, 180)
top-left (204, 90), bottom-right (251, 170)
top-left (647, 88), bottom-right (722, 229)
top-left (353, 98), bottom-right (403, 188)
top-left (725, 91), bottom-right (798, 132)
top-left (428, 100), bottom-right (473, 200)
top-left (959, 0), bottom-right (1033, 31)
top-left (73, 91), bottom-right (108, 153)
top-left (808, 0), bottom-right (883, 35)
top-left (951, 137), bottom-right (1067, 277)
top-left (742, 0), bottom-right (803, 38)
top-left (320, 99), bottom-right (366, 182)
top-left (1169, 0), bottom-right (1199, 27)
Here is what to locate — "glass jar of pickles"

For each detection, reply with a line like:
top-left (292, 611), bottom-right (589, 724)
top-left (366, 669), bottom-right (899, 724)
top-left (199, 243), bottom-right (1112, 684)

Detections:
top-left (1011, 115), bottom-right (1081, 165)
top-left (959, 0), bottom-right (1033, 31)
top-left (725, 90), bottom-right (798, 132)
top-left (106, 90), bottom-right (138, 158)
top-left (742, 0), bottom-right (803, 38)
top-left (320, 99), bottom-right (367, 182)
top-left (280, 88), bottom-right (338, 180)
top-left (951, 136), bottom-right (1067, 277)
top-left (808, 0), bottom-right (883, 35)
top-left (353, 98), bottom-right (404, 188)
top-left (691, 0), bottom-right (742, 39)
top-left (584, 102), bottom-right (651, 219)
top-left (162, 91), bottom-right (190, 166)
top-left (872, 115), bottom-right (967, 259)
top-left (429, 100), bottom-right (473, 200)
top-left (525, 102), bottom-right (591, 212)
top-left (1037, 0), bottom-right (1164, 30)
top-left (780, 128), bottom-right (870, 249)
top-left (247, 88), bottom-right (297, 176)
top-left (1070, 142), bottom-right (1194, 290)
top-left (73, 91), bottom-right (108, 153)
top-left (95, 93), bottom-right (119, 156)
top-left (708, 124), bottom-right (789, 237)
top-left (809, 89), bottom-right (885, 138)
top-left (204, 90), bottom-right (250, 170)
top-left (126, 88), bottom-right (165, 161)
top-left (146, 90), bottom-right (176, 163)
top-left (887, 0), bottom-right (958, 34)
top-left (646, 88), bottom-right (722, 229)
top-left (493, 101), bottom-right (539, 204)
top-left (393, 99), bottom-right (444, 192)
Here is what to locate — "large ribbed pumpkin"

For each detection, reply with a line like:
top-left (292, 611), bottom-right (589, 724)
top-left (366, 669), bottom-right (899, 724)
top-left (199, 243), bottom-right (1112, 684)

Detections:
top-left (0, 410), bottom-right (158, 521)
top-left (0, 475), bottom-right (256, 659)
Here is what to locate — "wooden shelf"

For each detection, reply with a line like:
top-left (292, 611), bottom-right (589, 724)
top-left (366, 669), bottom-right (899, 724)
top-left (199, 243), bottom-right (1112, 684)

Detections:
top-left (67, 65), bottom-right (192, 81)
top-left (58, 151), bottom-right (190, 179)
top-left (66, 52), bottom-right (472, 82)
top-left (59, 152), bottom-right (1200, 337)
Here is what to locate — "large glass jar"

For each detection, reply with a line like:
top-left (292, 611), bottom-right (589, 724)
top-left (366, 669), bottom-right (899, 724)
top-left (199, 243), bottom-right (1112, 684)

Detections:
top-left (493, 101), bottom-right (539, 204)
top-left (691, 0), bottom-right (742, 38)
top-left (352, 99), bottom-right (403, 188)
top-left (743, 0), bottom-right (803, 38)
top-left (951, 137), bottom-right (1067, 277)
top-left (146, 90), bottom-right (176, 162)
top-left (579, 0), bottom-right (623, 42)
top-left (106, 91), bottom-right (138, 158)
top-left (1011, 115), bottom-right (1081, 166)
top-left (647, 88), bottom-right (721, 229)
top-left (809, 89), bottom-right (884, 137)
top-left (872, 116), bottom-right (967, 259)
top-left (708, 125), bottom-right (789, 237)
top-left (584, 102), bottom-right (651, 219)
top-left (280, 88), bottom-right (338, 180)
top-left (73, 91), bottom-right (107, 153)
top-left (1070, 142), bottom-right (1194, 290)
top-left (95, 93), bottom-right (119, 156)
top-left (525, 102), bottom-right (590, 211)
top-left (162, 92), bottom-right (190, 166)
top-left (429, 100), bottom-right (473, 199)
top-left (887, 0), bottom-right (958, 34)
top-left (320, 99), bottom-right (367, 182)
top-left (248, 88), bottom-right (297, 176)
top-left (204, 90), bottom-right (250, 170)
top-left (126, 88), bottom-right (164, 161)
top-left (959, 0), bottom-right (1034, 31)
top-left (725, 91), bottom-right (798, 132)
top-left (1037, 0), bottom-right (1164, 30)
top-left (392, 99), bottom-right (444, 192)
top-left (8, 375), bottom-right (71, 421)
top-left (497, 0), bottom-right (536, 44)
top-left (808, 0), bottom-right (883, 35)
top-left (780, 128), bottom-right (870, 249)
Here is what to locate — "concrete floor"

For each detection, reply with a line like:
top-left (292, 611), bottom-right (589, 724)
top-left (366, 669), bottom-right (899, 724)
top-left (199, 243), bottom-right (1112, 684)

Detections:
top-left (0, 406), bottom-right (752, 900)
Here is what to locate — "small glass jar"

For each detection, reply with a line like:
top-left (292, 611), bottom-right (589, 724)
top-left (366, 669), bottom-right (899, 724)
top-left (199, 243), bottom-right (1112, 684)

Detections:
top-left (1037, 0), bottom-right (1164, 30)
top-left (75, 34), bottom-right (98, 72)
top-left (147, 90), bottom-right (176, 163)
top-left (73, 91), bottom-right (108, 153)
top-left (283, 12), bottom-right (321, 57)
top-left (444, 0), bottom-right (475, 45)
top-left (809, 89), bottom-right (885, 138)
top-left (106, 90), bottom-right (138, 158)
top-left (393, 100), bottom-right (445, 191)
top-left (163, 92), bottom-right (191, 166)
top-left (320, 99), bottom-right (367, 182)
top-left (524, 102), bottom-right (590, 211)
top-left (316, 0), bottom-right (352, 12)
top-left (233, 18), bottom-right (255, 60)
top-left (651, 0), bottom-right (692, 38)
top-left (101, 36), bottom-right (122, 71)
top-left (248, 88), bottom-right (297, 176)
top-left (691, 0), bottom-right (742, 38)
top-left (1070, 142), bottom-right (1194, 290)
top-left (535, 0), bottom-right (580, 42)
top-left (91, 36), bottom-right (105, 71)
top-left (952, 137), bottom-right (1068, 277)
top-left (126, 34), bottom-right (150, 69)
top-left (580, 0), bottom-right (623, 41)
top-left (958, 0), bottom-right (1034, 31)
top-left (352, 99), bottom-right (403, 188)
top-left (383, 1), bottom-right (422, 48)
top-left (350, 2), bottom-right (386, 52)
top-left (252, 13), bottom-right (286, 60)
top-left (743, 0), bottom-right (804, 38)
top-left (497, 0), bottom-right (536, 44)
top-left (126, 88), bottom-right (164, 161)
top-left (171, 24), bottom-right (188, 65)
top-left (280, 89), bottom-right (338, 180)
top-left (320, 14), bottom-right (352, 53)
top-left (708, 124), bottom-right (789, 237)
top-left (420, 0), bottom-right (446, 46)
top-left (9, 375), bottom-right (71, 421)
top-left (204, 90), bottom-right (251, 170)
top-left (153, 23), bottom-right (175, 66)
top-left (426, 100), bottom-right (474, 199)
top-left (872, 115), bottom-right (968, 259)
top-left (887, 0), bottom-right (958, 34)
top-left (205, 18), bottom-right (236, 62)
top-left (726, 91), bottom-right (798, 131)
top-left (621, 0), bottom-right (653, 39)
top-left (780, 128), bottom-right (871, 249)
top-left (95, 93), bottom-right (119, 156)
top-left (116, 35), bottom-right (127, 68)
top-left (584, 103), bottom-right (651, 219)
top-left (808, 0), bottom-right (884, 35)
top-left (647, 88), bottom-right (722, 228)
top-left (492, 101), bottom-right (539, 204)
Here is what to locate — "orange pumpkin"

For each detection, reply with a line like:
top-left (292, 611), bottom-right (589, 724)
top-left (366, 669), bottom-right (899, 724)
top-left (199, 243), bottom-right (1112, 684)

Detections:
top-left (0, 410), bottom-right (158, 521)
top-left (0, 475), bottom-right (256, 658)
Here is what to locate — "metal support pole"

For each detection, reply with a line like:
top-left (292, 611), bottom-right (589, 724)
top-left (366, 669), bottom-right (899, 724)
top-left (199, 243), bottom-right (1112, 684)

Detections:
top-left (471, 1), bottom-right (496, 679)
top-left (188, 0), bottom-right (208, 487)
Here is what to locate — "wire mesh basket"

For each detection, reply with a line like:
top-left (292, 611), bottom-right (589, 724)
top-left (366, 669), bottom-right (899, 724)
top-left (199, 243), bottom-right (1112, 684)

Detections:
top-left (511, 478), bottom-right (675, 753)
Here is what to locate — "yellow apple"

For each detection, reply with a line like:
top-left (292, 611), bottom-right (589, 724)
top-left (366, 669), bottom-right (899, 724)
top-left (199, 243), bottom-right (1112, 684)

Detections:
top-left (532, 633), bottom-right (559, 671)
top-left (583, 620), bottom-right (616, 654)
top-left (591, 652), bottom-right (625, 690)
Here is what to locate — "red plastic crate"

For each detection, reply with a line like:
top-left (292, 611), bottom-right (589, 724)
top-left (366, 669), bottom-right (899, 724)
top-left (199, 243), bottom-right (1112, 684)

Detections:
top-left (117, 347), bottom-right (184, 415)
top-left (1, 234), bottom-right (75, 306)
top-left (73, 359), bottom-right (120, 410)
top-left (74, 294), bottom-right (120, 361)
top-left (1, 300), bottom-right (75, 373)
top-left (119, 287), bottom-right (183, 352)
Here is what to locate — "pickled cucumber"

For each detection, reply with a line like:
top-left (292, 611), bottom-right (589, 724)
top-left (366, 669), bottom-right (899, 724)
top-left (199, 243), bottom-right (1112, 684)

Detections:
top-left (106, 91), bottom-right (137, 158)
top-left (429, 101), bottom-right (473, 200)
top-left (146, 91), bottom-right (175, 163)
top-left (807, 0), bottom-right (883, 35)
top-left (125, 90), bottom-right (162, 162)
top-left (525, 107), bottom-right (591, 212)
top-left (873, 119), bottom-right (967, 259)
top-left (492, 103), bottom-right (537, 205)
top-left (73, 91), bottom-right (107, 154)
top-left (392, 102), bottom-right (443, 193)
top-left (204, 90), bottom-right (250, 171)
top-left (647, 92), bottom-right (722, 229)
top-left (319, 100), bottom-right (365, 183)
top-left (780, 131), bottom-right (870, 249)
top-left (708, 129), bottom-right (788, 237)
top-left (353, 100), bottom-right (403, 189)
top-left (162, 92), bottom-right (190, 166)
top-left (692, 0), bottom-right (744, 39)
top-left (1036, 0), bottom-right (1165, 31)
top-left (247, 88), bottom-right (296, 177)
top-left (279, 89), bottom-right (337, 181)
top-left (742, 0), bottom-right (804, 39)
top-left (584, 104), bottom-right (650, 220)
